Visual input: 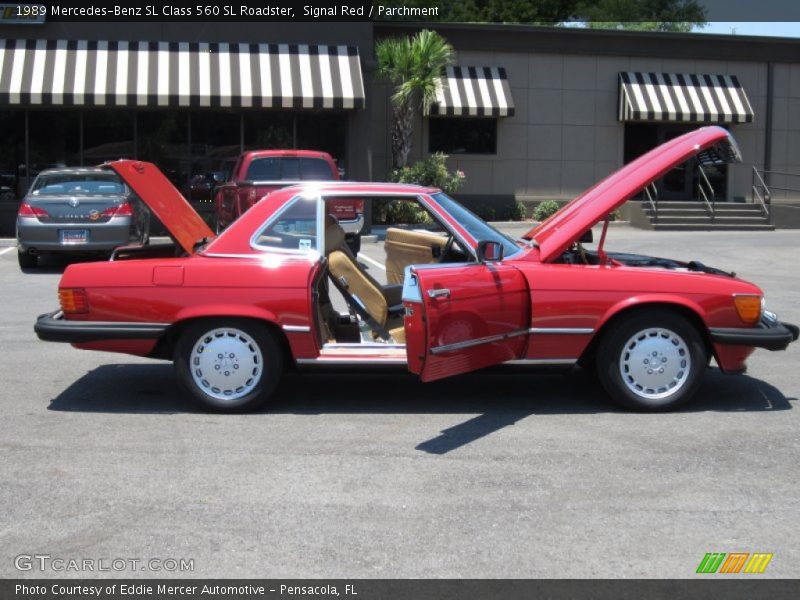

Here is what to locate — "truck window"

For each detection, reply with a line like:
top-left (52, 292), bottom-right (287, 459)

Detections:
top-left (245, 156), bottom-right (334, 182)
top-left (246, 157), bottom-right (281, 181)
top-left (300, 158), bottom-right (334, 180)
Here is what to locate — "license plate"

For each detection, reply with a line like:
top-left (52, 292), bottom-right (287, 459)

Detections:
top-left (60, 229), bottom-right (88, 245)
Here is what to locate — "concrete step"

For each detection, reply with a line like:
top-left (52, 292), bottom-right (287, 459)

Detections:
top-left (643, 201), bottom-right (763, 208)
top-left (645, 206), bottom-right (765, 212)
top-left (647, 212), bottom-right (766, 219)
top-left (652, 223), bottom-right (775, 231)
top-left (649, 215), bottom-right (771, 223)
top-left (640, 200), bottom-right (772, 230)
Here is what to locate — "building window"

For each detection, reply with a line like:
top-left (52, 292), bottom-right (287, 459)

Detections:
top-left (297, 113), bottom-right (347, 163)
top-left (83, 110), bottom-right (135, 164)
top-left (0, 110), bottom-right (25, 201)
top-left (624, 123), bottom-right (727, 201)
top-left (429, 118), bottom-right (497, 155)
top-left (137, 111), bottom-right (190, 189)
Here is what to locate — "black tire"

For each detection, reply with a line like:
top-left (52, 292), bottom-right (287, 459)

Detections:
top-left (595, 309), bottom-right (707, 412)
top-left (174, 319), bottom-right (283, 413)
top-left (18, 249), bottom-right (37, 269)
top-left (140, 215), bottom-right (150, 245)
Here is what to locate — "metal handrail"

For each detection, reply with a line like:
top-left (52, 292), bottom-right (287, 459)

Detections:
top-left (751, 166), bottom-right (771, 218)
top-left (643, 182), bottom-right (658, 222)
top-left (696, 165), bottom-right (715, 223)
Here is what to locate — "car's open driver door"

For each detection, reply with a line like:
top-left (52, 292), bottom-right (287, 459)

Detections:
top-left (402, 262), bottom-right (530, 382)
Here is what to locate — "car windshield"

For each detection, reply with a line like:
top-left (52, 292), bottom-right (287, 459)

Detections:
top-left (32, 174), bottom-right (126, 196)
top-left (431, 192), bottom-right (522, 258)
top-left (246, 157), bottom-right (333, 181)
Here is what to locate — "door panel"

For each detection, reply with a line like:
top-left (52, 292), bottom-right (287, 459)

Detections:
top-left (403, 263), bottom-right (530, 382)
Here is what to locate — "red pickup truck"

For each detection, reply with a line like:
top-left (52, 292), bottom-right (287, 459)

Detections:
top-left (213, 149), bottom-right (364, 252)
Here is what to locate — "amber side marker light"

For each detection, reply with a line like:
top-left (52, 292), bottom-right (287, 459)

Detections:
top-left (733, 294), bottom-right (762, 325)
top-left (59, 288), bottom-right (89, 314)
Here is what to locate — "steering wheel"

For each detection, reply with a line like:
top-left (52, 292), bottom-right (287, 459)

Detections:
top-left (439, 235), bottom-right (455, 263)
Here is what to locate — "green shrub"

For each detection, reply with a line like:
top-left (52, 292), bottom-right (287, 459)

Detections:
top-left (473, 205), bottom-right (496, 221)
top-left (510, 200), bottom-right (527, 221)
top-left (391, 152), bottom-right (465, 193)
top-left (533, 200), bottom-right (561, 222)
top-left (384, 199), bottom-right (433, 225)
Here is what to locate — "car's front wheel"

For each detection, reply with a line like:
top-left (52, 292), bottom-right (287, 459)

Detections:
top-left (174, 319), bottom-right (283, 412)
top-left (596, 310), bottom-right (708, 411)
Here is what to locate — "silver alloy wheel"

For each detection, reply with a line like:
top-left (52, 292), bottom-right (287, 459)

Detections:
top-left (190, 327), bottom-right (264, 402)
top-left (619, 327), bottom-right (691, 400)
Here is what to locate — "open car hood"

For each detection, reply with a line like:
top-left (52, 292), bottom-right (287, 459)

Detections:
top-left (525, 126), bottom-right (742, 263)
top-left (104, 160), bottom-right (214, 254)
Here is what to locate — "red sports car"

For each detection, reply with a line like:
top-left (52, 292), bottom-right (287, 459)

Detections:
top-left (35, 127), bottom-right (797, 412)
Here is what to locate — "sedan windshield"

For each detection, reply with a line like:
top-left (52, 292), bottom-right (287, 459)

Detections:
top-left (32, 174), bottom-right (126, 196)
top-left (431, 192), bottom-right (522, 258)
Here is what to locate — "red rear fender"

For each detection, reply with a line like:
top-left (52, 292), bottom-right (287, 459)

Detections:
top-left (174, 304), bottom-right (280, 325)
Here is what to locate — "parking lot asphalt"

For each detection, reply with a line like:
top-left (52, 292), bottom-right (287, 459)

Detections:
top-left (1, 226), bottom-right (798, 579)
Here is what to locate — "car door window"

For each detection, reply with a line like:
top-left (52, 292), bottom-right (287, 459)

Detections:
top-left (253, 197), bottom-right (317, 251)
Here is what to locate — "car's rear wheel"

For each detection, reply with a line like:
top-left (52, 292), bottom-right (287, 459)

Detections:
top-left (174, 319), bottom-right (283, 412)
top-left (596, 310), bottom-right (707, 411)
top-left (17, 249), bottom-right (37, 269)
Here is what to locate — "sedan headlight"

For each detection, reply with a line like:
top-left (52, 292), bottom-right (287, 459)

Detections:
top-left (761, 297), bottom-right (779, 325)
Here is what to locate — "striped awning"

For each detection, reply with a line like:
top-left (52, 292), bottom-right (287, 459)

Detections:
top-left (618, 72), bottom-right (753, 124)
top-left (0, 39), bottom-right (365, 109)
top-left (428, 66), bottom-right (515, 117)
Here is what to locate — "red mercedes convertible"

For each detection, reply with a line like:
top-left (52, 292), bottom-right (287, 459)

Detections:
top-left (35, 127), bottom-right (797, 412)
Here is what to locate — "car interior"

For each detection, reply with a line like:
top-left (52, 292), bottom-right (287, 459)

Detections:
top-left (314, 196), bottom-right (472, 347)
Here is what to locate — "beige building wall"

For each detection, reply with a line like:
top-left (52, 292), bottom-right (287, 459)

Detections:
top-left (370, 49), bottom-right (773, 203)
top-left (768, 63), bottom-right (800, 202)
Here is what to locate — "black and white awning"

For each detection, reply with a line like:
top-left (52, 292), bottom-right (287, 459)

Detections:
top-left (0, 39), bottom-right (365, 109)
top-left (428, 66), bottom-right (515, 117)
top-left (618, 72), bottom-right (753, 124)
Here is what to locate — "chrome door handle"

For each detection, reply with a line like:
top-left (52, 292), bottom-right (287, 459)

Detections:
top-left (428, 288), bottom-right (451, 299)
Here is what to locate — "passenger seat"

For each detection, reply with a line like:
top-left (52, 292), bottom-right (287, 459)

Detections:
top-left (325, 215), bottom-right (405, 342)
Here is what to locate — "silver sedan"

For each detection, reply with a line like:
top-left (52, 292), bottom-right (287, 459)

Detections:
top-left (16, 168), bottom-right (149, 269)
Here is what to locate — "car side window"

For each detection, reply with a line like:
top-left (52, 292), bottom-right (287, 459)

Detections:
top-left (253, 197), bottom-right (317, 252)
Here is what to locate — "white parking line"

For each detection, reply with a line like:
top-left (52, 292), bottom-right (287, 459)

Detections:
top-left (0, 247), bottom-right (15, 256)
top-left (357, 252), bottom-right (386, 271)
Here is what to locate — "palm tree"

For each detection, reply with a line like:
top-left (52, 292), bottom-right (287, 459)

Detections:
top-left (375, 30), bottom-right (454, 170)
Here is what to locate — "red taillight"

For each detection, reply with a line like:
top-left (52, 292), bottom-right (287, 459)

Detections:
top-left (102, 202), bottom-right (133, 217)
top-left (18, 202), bottom-right (49, 219)
top-left (58, 288), bottom-right (89, 314)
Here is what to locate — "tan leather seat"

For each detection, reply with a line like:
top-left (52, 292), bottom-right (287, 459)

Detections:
top-left (325, 216), bottom-right (405, 343)
top-left (385, 227), bottom-right (448, 285)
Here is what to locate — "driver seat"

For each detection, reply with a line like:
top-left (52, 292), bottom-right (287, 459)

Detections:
top-left (324, 216), bottom-right (405, 343)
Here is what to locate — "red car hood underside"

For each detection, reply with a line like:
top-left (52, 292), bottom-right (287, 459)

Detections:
top-left (105, 160), bottom-right (214, 255)
top-left (525, 126), bottom-right (740, 263)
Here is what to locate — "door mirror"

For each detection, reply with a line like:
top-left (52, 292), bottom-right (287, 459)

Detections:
top-left (210, 171), bottom-right (226, 184)
top-left (477, 240), bottom-right (503, 263)
top-left (579, 229), bottom-right (593, 244)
